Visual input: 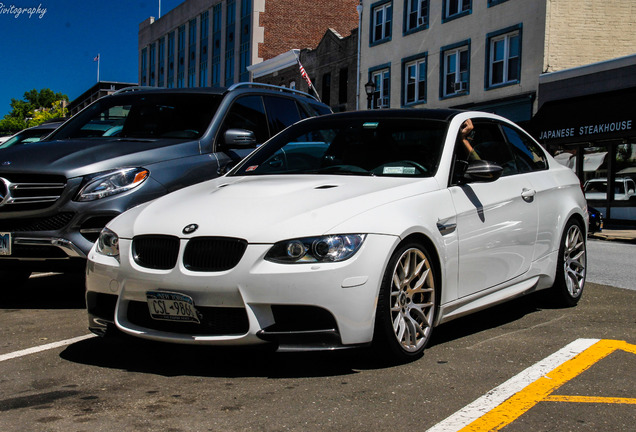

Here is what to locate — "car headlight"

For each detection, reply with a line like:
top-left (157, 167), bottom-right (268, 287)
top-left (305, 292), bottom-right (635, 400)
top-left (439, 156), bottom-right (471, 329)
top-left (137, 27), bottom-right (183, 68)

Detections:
top-left (96, 228), bottom-right (120, 258)
top-left (265, 234), bottom-right (366, 264)
top-left (75, 168), bottom-right (149, 201)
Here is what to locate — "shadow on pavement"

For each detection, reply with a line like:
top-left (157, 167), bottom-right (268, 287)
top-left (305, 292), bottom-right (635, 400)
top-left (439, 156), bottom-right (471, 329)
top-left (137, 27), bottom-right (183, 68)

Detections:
top-left (60, 292), bottom-right (550, 378)
top-left (1, 273), bottom-right (86, 309)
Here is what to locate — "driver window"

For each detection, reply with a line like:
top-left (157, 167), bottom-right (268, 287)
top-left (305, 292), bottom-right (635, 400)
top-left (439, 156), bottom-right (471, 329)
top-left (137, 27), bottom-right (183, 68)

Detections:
top-left (456, 120), bottom-right (518, 176)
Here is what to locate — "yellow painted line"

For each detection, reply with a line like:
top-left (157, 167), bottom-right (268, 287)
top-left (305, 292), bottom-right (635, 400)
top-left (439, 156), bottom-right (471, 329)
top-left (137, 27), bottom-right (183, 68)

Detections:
top-left (460, 339), bottom-right (634, 431)
top-left (544, 395), bottom-right (636, 404)
top-left (427, 339), bottom-right (635, 432)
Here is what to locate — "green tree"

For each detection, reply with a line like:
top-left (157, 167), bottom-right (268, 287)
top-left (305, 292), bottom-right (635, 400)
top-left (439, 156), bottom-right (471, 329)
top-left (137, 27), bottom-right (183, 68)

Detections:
top-left (0, 88), bottom-right (69, 133)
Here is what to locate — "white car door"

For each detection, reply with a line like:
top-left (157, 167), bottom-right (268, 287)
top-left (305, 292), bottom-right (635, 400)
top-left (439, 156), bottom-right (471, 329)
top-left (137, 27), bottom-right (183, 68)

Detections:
top-left (450, 119), bottom-right (539, 298)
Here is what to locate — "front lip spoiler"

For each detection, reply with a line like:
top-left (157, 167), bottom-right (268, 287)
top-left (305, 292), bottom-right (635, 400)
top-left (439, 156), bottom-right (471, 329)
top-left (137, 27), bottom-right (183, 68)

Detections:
top-left (7, 236), bottom-right (87, 259)
top-left (257, 328), bottom-right (355, 352)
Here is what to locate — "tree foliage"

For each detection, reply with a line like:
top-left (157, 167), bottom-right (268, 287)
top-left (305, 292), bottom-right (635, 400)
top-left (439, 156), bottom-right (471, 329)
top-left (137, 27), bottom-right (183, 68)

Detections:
top-left (0, 88), bottom-right (69, 133)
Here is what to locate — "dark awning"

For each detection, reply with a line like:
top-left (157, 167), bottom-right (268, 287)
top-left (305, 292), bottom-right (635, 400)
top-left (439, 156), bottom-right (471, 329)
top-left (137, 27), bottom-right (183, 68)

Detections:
top-left (529, 87), bottom-right (636, 145)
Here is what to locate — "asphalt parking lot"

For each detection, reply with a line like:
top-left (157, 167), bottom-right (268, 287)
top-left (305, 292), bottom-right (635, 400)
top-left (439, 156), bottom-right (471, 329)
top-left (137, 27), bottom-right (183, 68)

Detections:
top-left (1, 272), bottom-right (633, 431)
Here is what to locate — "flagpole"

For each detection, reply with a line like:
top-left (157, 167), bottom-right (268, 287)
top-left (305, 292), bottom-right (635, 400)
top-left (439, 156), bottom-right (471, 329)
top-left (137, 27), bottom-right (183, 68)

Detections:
top-left (97, 54), bottom-right (100, 83)
top-left (293, 50), bottom-right (321, 102)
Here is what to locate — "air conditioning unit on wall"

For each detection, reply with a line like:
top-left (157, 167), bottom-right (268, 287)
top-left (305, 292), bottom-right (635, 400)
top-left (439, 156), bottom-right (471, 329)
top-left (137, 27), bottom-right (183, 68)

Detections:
top-left (453, 81), bottom-right (468, 93)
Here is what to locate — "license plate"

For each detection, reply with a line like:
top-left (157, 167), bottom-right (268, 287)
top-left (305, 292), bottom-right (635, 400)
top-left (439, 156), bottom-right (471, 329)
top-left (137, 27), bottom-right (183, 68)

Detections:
top-left (146, 291), bottom-right (200, 324)
top-left (0, 232), bottom-right (11, 256)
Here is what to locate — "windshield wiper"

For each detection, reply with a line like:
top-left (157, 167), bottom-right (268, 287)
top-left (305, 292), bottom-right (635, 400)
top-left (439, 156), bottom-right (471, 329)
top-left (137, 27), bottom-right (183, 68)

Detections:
top-left (307, 166), bottom-right (375, 176)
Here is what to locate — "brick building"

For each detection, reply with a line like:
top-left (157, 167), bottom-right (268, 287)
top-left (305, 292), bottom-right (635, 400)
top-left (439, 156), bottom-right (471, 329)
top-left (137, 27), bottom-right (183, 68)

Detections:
top-left (249, 28), bottom-right (360, 113)
top-left (138, 0), bottom-right (359, 89)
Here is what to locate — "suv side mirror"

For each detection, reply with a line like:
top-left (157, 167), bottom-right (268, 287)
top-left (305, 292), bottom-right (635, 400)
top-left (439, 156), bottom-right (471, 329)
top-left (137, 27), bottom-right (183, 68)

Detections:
top-left (224, 128), bottom-right (257, 148)
top-left (463, 160), bottom-right (503, 183)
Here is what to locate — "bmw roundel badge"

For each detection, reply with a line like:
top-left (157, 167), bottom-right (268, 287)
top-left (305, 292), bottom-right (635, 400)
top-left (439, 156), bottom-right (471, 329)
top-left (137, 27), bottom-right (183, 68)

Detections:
top-left (182, 224), bottom-right (199, 234)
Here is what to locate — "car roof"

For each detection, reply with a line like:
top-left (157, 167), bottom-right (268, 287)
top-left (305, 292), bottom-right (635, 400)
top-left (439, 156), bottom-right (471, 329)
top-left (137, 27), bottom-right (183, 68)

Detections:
top-left (294, 108), bottom-right (464, 124)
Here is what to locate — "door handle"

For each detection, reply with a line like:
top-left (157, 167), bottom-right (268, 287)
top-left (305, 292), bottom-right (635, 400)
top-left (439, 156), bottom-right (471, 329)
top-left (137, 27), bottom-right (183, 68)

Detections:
top-left (521, 188), bottom-right (536, 202)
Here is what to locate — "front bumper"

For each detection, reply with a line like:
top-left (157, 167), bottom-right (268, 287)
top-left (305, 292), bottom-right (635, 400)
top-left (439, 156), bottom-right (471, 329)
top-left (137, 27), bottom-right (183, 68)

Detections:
top-left (86, 234), bottom-right (398, 350)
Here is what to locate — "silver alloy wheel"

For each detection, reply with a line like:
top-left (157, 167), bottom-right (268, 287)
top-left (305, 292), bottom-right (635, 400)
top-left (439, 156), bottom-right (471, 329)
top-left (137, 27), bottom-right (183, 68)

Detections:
top-left (390, 247), bottom-right (435, 353)
top-left (563, 224), bottom-right (586, 298)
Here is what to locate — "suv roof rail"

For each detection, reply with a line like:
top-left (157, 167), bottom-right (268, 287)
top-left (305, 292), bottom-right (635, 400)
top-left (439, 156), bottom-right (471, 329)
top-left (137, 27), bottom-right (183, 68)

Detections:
top-left (112, 86), bottom-right (164, 95)
top-left (228, 82), bottom-right (319, 101)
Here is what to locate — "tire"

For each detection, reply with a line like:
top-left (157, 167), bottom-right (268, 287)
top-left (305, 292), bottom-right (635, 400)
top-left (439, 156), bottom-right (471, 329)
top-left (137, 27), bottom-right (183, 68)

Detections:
top-left (1, 270), bottom-right (31, 287)
top-left (551, 219), bottom-right (586, 307)
top-left (373, 242), bottom-right (437, 362)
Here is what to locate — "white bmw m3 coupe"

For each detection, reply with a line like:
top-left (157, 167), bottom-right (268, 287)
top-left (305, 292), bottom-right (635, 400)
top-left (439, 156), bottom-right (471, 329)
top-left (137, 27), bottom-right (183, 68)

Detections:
top-left (86, 109), bottom-right (588, 362)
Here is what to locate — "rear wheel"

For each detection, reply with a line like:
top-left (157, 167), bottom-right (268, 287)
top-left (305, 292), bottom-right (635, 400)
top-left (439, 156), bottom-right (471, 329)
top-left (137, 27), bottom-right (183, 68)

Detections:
top-left (373, 242), bottom-right (437, 362)
top-left (551, 219), bottom-right (586, 307)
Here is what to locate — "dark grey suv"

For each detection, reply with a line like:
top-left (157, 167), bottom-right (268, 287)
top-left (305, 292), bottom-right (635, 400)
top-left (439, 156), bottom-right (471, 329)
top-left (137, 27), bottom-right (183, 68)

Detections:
top-left (0, 83), bottom-right (330, 282)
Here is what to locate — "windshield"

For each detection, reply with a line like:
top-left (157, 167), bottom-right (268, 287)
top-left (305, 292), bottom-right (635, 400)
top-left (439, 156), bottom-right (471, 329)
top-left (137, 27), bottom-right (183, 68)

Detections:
top-left (0, 126), bottom-right (58, 149)
top-left (231, 117), bottom-right (447, 177)
top-left (48, 93), bottom-right (223, 141)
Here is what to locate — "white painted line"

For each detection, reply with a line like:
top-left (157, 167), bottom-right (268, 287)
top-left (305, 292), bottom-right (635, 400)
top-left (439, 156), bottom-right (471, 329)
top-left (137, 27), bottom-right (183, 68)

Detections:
top-left (0, 334), bottom-right (96, 363)
top-left (425, 338), bottom-right (601, 432)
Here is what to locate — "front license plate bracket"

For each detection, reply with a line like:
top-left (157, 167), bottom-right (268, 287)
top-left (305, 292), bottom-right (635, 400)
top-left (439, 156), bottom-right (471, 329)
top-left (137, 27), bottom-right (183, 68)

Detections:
top-left (146, 291), bottom-right (201, 324)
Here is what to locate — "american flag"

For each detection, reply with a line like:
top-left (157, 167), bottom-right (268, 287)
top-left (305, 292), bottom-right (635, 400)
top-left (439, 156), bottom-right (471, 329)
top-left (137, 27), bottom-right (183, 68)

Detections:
top-left (297, 58), bottom-right (313, 88)
top-left (93, 54), bottom-right (100, 62)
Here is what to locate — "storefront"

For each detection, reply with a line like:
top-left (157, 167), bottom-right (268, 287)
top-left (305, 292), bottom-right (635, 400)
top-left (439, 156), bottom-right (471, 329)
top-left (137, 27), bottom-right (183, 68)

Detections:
top-left (530, 86), bottom-right (636, 226)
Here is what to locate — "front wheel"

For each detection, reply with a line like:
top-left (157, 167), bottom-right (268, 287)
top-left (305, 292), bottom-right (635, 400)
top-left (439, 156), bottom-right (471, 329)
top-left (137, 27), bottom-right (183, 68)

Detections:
top-left (373, 242), bottom-right (437, 362)
top-left (551, 219), bottom-right (586, 307)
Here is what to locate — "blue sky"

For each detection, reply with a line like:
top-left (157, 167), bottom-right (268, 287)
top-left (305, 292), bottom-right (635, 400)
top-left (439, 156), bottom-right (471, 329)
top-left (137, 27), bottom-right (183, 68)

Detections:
top-left (0, 0), bottom-right (184, 117)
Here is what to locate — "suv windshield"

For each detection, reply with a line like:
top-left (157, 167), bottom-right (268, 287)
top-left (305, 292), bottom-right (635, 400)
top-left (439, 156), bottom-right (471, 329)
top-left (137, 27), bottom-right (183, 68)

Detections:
top-left (48, 93), bottom-right (223, 141)
top-left (231, 117), bottom-right (447, 177)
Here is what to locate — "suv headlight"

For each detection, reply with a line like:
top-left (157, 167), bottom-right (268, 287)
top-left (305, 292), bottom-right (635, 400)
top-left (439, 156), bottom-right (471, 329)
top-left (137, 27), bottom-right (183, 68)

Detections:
top-left (265, 234), bottom-right (366, 264)
top-left (76, 168), bottom-right (149, 201)
top-left (96, 228), bottom-right (119, 258)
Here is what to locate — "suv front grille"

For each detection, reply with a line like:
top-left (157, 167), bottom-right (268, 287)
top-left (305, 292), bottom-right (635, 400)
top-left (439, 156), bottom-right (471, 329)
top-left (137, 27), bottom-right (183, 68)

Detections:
top-left (131, 235), bottom-right (247, 272)
top-left (0, 174), bottom-right (67, 213)
top-left (0, 212), bottom-right (74, 232)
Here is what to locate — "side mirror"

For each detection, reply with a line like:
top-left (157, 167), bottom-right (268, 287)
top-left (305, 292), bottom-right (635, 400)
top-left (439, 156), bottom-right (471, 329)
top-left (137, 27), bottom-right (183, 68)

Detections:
top-left (463, 160), bottom-right (503, 183)
top-left (224, 128), bottom-right (257, 148)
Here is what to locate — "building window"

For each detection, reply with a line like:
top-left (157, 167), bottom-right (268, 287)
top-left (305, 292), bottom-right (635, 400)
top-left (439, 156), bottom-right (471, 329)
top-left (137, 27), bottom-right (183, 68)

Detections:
top-left (404, 0), bottom-right (428, 34)
top-left (486, 26), bottom-right (521, 88)
top-left (370, 1), bottom-right (392, 45)
top-left (200, 11), bottom-right (209, 87)
top-left (158, 37), bottom-right (165, 87)
top-left (177, 25), bottom-right (185, 88)
top-left (338, 67), bottom-right (348, 106)
top-left (239, 0), bottom-right (252, 83)
top-left (188, 18), bottom-right (197, 87)
top-left (370, 65), bottom-right (391, 109)
top-left (442, 0), bottom-right (471, 22)
top-left (212, 4), bottom-right (222, 87)
top-left (225, 0), bottom-right (236, 86)
top-left (402, 53), bottom-right (427, 106)
top-left (149, 43), bottom-right (156, 87)
top-left (322, 73), bottom-right (331, 106)
top-left (441, 41), bottom-right (470, 98)
top-left (488, 0), bottom-right (509, 7)
top-left (167, 32), bottom-right (175, 88)
top-left (140, 47), bottom-right (148, 86)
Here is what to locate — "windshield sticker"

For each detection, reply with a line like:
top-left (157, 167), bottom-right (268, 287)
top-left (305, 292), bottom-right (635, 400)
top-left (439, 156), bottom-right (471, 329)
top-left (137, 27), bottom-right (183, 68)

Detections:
top-left (383, 166), bottom-right (416, 175)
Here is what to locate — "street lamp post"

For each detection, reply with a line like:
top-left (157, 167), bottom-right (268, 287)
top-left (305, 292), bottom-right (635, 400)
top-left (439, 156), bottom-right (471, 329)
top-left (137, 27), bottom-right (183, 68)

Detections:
top-left (364, 79), bottom-right (376, 110)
